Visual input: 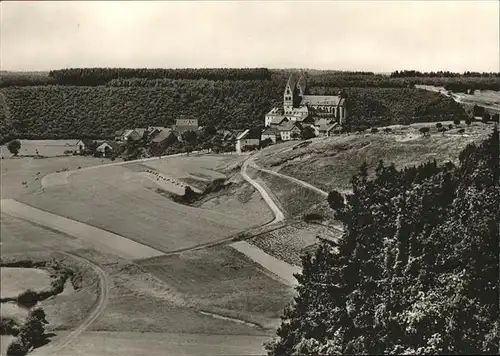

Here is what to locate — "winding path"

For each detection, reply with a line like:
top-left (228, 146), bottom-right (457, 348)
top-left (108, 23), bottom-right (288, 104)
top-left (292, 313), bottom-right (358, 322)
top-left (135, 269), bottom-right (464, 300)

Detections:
top-left (229, 157), bottom-right (299, 287)
top-left (29, 251), bottom-right (109, 356)
top-left (248, 156), bottom-right (345, 233)
top-left (248, 157), bottom-right (328, 197)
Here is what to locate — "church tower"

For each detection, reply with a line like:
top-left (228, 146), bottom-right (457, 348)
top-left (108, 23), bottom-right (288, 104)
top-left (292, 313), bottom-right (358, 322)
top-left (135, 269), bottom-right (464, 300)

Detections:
top-left (283, 74), bottom-right (296, 114)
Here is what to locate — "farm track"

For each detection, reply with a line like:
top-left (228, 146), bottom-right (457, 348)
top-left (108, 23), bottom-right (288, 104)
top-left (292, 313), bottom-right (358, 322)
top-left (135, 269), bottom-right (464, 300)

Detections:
top-left (227, 156), bottom-right (302, 287)
top-left (249, 158), bottom-right (328, 197)
top-left (28, 250), bottom-right (109, 356)
top-left (248, 156), bottom-right (345, 233)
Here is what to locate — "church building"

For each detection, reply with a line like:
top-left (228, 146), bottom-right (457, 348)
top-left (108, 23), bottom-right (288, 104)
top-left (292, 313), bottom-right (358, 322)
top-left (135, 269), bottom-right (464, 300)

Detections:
top-left (264, 72), bottom-right (347, 129)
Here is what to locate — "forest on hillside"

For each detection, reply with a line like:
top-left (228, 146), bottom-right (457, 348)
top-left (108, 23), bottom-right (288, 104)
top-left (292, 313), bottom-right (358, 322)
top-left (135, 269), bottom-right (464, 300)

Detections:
top-left (0, 68), bottom-right (492, 142)
top-left (311, 87), bottom-right (467, 129)
top-left (267, 127), bottom-right (499, 355)
top-left (0, 78), bottom-right (467, 143)
top-left (0, 80), bottom-right (283, 143)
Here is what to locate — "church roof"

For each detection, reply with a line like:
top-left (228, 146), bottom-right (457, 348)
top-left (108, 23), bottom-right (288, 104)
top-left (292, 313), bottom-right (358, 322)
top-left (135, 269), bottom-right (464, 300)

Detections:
top-left (296, 75), bottom-right (307, 93)
top-left (266, 106), bottom-right (283, 115)
top-left (302, 95), bottom-right (344, 106)
top-left (286, 73), bottom-right (298, 90)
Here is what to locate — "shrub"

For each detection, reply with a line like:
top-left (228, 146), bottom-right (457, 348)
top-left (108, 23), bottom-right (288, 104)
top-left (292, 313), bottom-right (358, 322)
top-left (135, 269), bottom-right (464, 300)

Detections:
top-left (0, 317), bottom-right (19, 336)
top-left (383, 128), bottom-right (392, 133)
top-left (327, 190), bottom-right (345, 210)
top-left (260, 138), bottom-right (273, 149)
top-left (458, 128), bottom-right (465, 134)
top-left (301, 126), bottom-right (317, 139)
top-left (18, 308), bottom-right (48, 349)
top-left (303, 213), bottom-right (324, 222)
top-left (453, 118), bottom-right (461, 125)
top-left (16, 290), bottom-right (39, 308)
top-left (7, 140), bottom-right (21, 156)
top-left (204, 178), bottom-right (228, 194)
top-left (419, 127), bottom-right (430, 136)
top-left (370, 128), bottom-right (379, 133)
top-left (435, 122), bottom-right (443, 128)
top-left (6, 338), bottom-right (28, 356)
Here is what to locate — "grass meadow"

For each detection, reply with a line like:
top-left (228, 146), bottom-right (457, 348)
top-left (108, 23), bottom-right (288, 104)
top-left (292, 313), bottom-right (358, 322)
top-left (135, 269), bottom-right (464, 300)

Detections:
top-left (256, 123), bottom-right (492, 193)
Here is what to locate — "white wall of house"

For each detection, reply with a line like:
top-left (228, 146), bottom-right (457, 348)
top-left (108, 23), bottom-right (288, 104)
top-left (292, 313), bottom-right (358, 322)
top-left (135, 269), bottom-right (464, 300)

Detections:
top-left (261, 134), bottom-right (277, 143)
top-left (280, 131), bottom-right (291, 141)
top-left (236, 138), bottom-right (260, 154)
top-left (96, 143), bottom-right (113, 156)
top-left (75, 140), bottom-right (87, 153)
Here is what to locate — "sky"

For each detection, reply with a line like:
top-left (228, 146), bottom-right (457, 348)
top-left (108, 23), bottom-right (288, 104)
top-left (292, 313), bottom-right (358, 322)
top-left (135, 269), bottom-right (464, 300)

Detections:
top-left (1, 1), bottom-right (499, 72)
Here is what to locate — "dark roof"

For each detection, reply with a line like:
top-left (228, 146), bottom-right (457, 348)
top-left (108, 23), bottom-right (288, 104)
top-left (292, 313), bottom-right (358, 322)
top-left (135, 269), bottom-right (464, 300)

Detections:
top-left (277, 122), bottom-right (302, 132)
top-left (174, 125), bottom-right (198, 134)
top-left (285, 73), bottom-right (298, 91)
top-left (262, 127), bottom-right (280, 136)
top-left (302, 95), bottom-right (343, 106)
top-left (296, 75), bottom-right (307, 93)
top-left (77, 139), bottom-right (94, 147)
top-left (151, 129), bottom-right (176, 143)
top-left (270, 116), bottom-right (289, 125)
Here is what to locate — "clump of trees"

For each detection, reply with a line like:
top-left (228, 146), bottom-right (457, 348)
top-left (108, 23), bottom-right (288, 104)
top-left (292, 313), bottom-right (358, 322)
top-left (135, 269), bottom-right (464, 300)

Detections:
top-left (266, 126), bottom-right (499, 355)
top-left (6, 307), bottom-right (49, 356)
top-left (7, 139), bottom-right (21, 156)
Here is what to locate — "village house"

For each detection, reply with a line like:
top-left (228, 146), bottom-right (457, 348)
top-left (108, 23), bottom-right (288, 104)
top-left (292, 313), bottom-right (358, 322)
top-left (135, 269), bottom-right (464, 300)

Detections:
top-left (174, 119), bottom-right (199, 135)
top-left (265, 72), bottom-right (348, 128)
top-left (117, 129), bottom-right (142, 142)
top-left (261, 126), bottom-right (280, 143)
top-left (96, 141), bottom-right (120, 157)
top-left (235, 128), bottom-right (261, 154)
top-left (150, 128), bottom-right (178, 146)
top-left (75, 139), bottom-right (94, 154)
top-left (314, 118), bottom-right (339, 137)
top-left (276, 122), bottom-right (302, 141)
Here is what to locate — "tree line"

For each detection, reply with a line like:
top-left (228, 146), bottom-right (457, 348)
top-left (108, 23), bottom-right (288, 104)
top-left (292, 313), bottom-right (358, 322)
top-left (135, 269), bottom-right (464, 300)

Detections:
top-left (46, 68), bottom-right (272, 86)
top-left (3, 69), bottom-right (500, 92)
top-left (391, 70), bottom-right (500, 78)
top-left (267, 126), bottom-right (499, 355)
top-left (306, 73), bottom-right (500, 92)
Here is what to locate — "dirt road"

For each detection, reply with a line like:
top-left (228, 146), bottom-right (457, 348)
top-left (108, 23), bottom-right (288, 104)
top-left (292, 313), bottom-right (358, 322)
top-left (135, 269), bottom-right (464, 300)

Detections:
top-left (248, 157), bottom-right (328, 197)
top-left (229, 157), bottom-right (299, 286)
top-left (31, 251), bottom-right (110, 356)
top-left (239, 158), bottom-right (284, 224)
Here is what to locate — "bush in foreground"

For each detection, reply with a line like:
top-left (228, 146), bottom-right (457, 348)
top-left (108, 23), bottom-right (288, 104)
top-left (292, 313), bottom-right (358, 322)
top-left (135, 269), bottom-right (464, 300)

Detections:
top-left (6, 338), bottom-right (28, 356)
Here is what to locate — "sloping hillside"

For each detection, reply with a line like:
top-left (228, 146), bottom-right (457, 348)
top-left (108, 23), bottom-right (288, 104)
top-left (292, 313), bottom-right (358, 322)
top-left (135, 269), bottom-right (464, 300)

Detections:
top-left (256, 122), bottom-right (492, 194)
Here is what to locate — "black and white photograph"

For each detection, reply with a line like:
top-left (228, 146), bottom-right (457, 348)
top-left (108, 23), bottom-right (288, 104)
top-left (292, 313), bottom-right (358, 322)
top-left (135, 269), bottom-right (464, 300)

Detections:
top-left (0, 1), bottom-right (499, 355)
